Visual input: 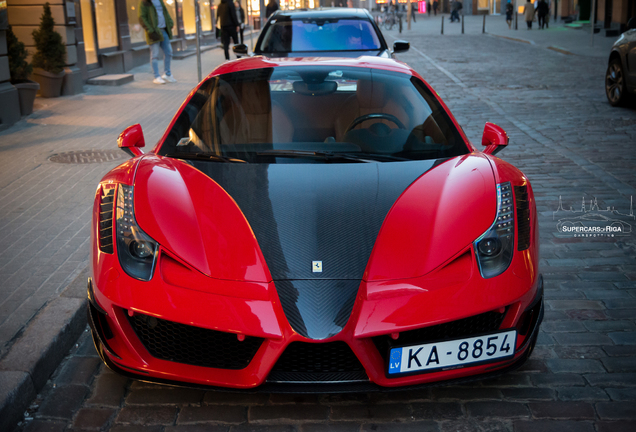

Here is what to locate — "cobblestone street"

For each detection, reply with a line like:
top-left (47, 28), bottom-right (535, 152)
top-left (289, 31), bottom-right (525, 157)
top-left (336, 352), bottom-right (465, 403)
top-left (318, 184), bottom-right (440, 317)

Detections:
top-left (4, 14), bottom-right (636, 432)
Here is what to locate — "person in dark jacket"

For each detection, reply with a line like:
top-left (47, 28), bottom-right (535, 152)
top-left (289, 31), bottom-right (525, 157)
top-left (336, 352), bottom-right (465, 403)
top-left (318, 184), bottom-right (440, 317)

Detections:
top-left (536, 0), bottom-right (549, 29)
top-left (235, 1), bottom-right (245, 44)
top-left (216, 0), bottom-right (240, 60)
top-left (505, 0), bottom-right (513, 29)
top-left (265, 0), bottom-right (279, 18)
top-left (139, 0), bottom-right (175, 84)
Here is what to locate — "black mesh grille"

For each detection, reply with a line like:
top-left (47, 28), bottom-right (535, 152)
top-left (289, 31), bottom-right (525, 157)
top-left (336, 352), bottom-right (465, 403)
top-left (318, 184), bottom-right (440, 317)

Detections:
top-left (98, 187), bottom-right (115, 254)
top-left (514, 185), bottom-right (530, 251)
top-left (373, 310), bottom-right (507, 361)
top-left (268, 341), bottom-right (368, 383)
top-left (128, 312), bottom-right (263, 370)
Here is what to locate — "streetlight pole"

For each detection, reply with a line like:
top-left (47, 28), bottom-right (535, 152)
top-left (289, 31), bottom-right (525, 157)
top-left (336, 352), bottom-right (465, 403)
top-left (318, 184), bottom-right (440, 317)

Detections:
top-left (195, 0), bottom-right (202, 82)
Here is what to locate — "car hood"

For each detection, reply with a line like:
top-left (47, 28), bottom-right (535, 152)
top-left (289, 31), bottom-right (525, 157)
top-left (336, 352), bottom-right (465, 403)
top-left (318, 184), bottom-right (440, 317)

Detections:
top-left (134, 154), bottom-right (496, 283)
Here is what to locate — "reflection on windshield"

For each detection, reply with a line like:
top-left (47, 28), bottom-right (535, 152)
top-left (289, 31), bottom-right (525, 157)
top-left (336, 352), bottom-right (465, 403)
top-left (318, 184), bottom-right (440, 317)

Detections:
top-left (160, 66), bottom-right (468, 164)
top-left (259, 18), bottom-right (382, 53)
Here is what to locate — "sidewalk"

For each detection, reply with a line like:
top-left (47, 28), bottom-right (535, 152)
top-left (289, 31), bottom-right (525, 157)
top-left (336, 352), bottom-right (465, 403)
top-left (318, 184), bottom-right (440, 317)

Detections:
top-left (387, 12), bottom-right (617, 58)
top-left (0, 43), bottom-right (230, 431)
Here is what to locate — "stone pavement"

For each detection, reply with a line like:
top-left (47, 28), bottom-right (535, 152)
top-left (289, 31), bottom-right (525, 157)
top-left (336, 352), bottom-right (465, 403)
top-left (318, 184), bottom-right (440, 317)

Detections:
top-left (6, 13), bottom-right (636, 432)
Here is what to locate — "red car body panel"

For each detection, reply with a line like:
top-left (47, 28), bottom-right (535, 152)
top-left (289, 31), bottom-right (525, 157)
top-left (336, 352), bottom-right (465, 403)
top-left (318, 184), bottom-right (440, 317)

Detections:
top-left (90, 56), bottom-right (541, 391)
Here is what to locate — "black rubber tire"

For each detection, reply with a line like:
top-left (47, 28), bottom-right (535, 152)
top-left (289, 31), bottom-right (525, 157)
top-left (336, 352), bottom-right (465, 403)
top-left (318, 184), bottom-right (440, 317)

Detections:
top-left (605, 57), bottom-right (628, 107)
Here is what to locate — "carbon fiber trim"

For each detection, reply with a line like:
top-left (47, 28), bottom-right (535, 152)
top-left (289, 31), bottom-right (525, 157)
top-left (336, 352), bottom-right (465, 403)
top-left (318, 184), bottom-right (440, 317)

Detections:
top-left (191, 161), bottom-right (437, 280)
top-left (191, 159), bottom-right (441, 339)
top-left (275, 279), bottom-right (359, 339)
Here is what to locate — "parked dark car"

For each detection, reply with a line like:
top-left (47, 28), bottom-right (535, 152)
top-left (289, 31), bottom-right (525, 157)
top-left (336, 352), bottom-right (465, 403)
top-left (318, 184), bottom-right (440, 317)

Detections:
top-left (605, 17), bottom-right (636, 106)
top-left (234, 8), bottom-right (409, 58)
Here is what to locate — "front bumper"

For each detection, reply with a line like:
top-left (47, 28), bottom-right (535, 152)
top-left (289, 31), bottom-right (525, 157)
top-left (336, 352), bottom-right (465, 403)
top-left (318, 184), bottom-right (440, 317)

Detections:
top-left (88, 254), bottom-right (543, 392)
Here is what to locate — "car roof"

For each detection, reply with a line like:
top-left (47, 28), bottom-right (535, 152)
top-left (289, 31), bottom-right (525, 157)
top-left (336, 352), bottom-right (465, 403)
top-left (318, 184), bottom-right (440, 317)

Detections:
top-left (208, 56), bottom-right (416, 80)
top-left (271, 7), bottom-right (372, 20)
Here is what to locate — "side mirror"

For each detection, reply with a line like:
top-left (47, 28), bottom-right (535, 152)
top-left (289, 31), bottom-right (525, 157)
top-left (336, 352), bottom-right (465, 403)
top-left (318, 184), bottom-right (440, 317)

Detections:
top-left (393, 40), bottom-right (410, 53)
top-left (482, 122), bottom-right (508, 155)
top-left (232, 44), bottom-right (248, 56)
top-left (118, 124), bottom-right (145, 157)
top-left (627, 18), bottom-right (636, 31)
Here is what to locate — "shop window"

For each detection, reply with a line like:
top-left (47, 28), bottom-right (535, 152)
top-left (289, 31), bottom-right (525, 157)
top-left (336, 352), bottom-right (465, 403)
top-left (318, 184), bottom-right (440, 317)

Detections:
top-left (200, 0), bottom-right (212, 32)
top-left (478, 0), bottom-right (489, 9)
top-left (181, 0), bottom-right (195, 34)
top-left (95, 0), bottom-right (118, 48)
top-left (81, 0), bottom-right (98, 64)
top-left (181, 0), bottom-right (213, 34)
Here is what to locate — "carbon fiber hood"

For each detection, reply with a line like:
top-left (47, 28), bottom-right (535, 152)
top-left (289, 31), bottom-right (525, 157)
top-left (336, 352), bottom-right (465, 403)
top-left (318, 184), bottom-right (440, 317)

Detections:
top-left (191, 160), bottom-right (438, 281)
top-left (189, 160), bottom-right (439, 339)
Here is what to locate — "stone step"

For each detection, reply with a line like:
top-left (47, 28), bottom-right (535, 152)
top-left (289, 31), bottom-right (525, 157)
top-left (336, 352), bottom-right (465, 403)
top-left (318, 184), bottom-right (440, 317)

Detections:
top-left (87, 74), bottom-right (134, 86)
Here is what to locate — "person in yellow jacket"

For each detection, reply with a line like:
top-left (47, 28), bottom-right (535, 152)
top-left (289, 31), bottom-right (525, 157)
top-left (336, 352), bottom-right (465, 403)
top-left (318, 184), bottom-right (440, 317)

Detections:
top-left (139, 0), bottom-right (176, 84)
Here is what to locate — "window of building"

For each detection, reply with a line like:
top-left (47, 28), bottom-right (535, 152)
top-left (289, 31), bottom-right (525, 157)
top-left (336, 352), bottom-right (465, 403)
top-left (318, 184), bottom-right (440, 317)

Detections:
top-left (80, 0), bottom-right (98, 64)
top-left (200, 0), bottom-right (212, 32)
top-left (95, 0), bottom-right (118, 48)
top-left (181, 0), bottom-right (196, 34)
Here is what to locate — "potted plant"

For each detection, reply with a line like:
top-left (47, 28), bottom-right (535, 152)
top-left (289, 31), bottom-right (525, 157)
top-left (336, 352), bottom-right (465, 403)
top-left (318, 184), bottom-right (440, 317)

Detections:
top-left (6, 26), bottom-right (40, 115)
top-left (31, 2), bottom-right (66, 98)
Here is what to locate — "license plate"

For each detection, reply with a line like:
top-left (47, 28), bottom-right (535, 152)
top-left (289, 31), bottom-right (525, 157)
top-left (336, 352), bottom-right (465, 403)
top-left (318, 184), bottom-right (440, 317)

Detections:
top-left (387, 330), bottom-right (517, 376)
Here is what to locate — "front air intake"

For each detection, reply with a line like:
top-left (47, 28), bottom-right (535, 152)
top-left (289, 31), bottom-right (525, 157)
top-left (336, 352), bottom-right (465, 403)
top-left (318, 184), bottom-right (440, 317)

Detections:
top-left (514, 185), bottom-right (530, 251)
top-left (268, 341), bottom-right (368, 383)
top-left (98, 187), bottom-right (115, 254)
top-left (128, 312), bottom-right (263, 370)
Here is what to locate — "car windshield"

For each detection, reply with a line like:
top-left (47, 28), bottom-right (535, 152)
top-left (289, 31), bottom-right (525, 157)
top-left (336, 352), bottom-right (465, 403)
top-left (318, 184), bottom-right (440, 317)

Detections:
top-left (258, 18), bottom-right (382, 53)
top-left (159, 66), bottom-right (469, 163)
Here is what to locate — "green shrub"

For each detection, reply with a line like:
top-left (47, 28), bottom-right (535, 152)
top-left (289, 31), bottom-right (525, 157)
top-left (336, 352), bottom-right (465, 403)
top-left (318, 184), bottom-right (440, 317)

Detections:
top-left (6, 26), bottom-right (33, 83)
top-left (31, 2), bottom-right (66, 74)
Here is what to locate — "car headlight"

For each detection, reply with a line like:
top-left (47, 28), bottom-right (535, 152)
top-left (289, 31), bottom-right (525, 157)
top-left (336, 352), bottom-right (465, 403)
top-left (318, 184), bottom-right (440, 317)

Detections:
top-left (116, 184), bottom-right (158, 281)
top-left (474, 182), bottom-right (514, 279)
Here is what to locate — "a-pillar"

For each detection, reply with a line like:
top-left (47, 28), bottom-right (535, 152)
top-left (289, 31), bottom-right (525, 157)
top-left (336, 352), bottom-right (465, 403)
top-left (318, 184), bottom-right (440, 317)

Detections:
top-left (7, 0), bottom-right (83, 95)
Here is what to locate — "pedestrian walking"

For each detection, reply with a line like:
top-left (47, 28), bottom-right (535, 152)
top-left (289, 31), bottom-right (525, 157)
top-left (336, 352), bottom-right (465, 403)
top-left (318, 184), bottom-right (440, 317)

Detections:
top-left (536, 0), bottom-right (549, 29)
top-left (216, 0), bottom-right (240, 61)
top-left (524, 0), bottom-right (535, 29)
top-left (235, 0), bottom-right (245, 44)
top-left (411, 2), bottom-right (417, 22)
top-left (450, 0), bottom-right (462, 23)
top-left (427, 1), bottom-right (431, 16)
top-left (432, 0), bottom-right (438, 16)
top-left (505, 0), bottom-right (514, 29)
top-left (265, 0), bottom-right (279, 18)
top-left (139, 0), bottom-right (176, 84)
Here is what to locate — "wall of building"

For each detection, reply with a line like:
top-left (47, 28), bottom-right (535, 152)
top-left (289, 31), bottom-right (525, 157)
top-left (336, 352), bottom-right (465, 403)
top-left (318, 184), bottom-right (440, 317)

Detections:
top-left (7, 0), bottom-right (83, 95)
top-left (0, 28), bottom-right (22, 129)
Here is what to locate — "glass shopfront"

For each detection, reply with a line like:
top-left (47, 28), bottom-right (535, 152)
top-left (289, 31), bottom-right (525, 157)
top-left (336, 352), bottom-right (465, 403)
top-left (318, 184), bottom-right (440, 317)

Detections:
top-left (80, 0), bottom-right (98, 65)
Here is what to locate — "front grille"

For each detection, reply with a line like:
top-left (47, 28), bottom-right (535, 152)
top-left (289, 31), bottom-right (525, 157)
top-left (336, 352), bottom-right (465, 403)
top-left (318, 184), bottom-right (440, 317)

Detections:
top-left (98, 187), bottom-right (115, 254)
top-left (373, 310), bottom-right (507, 361)
top-left (268, 341), bottom-right (368, 383)
top-left (514, 185), bottom-right (530, 251)
top-left (128, 312), bottom-right (263, 370)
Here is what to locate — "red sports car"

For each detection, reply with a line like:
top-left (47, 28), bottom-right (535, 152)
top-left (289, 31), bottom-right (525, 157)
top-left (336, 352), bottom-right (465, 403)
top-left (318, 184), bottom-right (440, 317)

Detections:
top-left (88, 56), bottom-right (542, 392)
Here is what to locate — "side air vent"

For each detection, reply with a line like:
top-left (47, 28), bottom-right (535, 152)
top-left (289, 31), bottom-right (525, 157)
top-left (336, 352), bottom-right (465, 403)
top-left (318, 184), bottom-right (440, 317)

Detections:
top-left (99, 187), bottom-right (115, 254)
top-left (514, 185), bottom-right (530, 251)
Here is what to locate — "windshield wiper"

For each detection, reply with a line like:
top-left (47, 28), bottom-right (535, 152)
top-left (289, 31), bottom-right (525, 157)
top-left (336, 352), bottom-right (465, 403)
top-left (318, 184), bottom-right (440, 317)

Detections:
top-left (164, 152), bottom-right (247, 163)
top-left (256, 150), bottom-right (406, 163)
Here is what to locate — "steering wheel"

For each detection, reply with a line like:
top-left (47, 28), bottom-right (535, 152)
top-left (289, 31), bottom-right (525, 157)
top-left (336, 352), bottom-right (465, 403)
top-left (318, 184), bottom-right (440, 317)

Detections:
top-left (344, 113), bottom-right (406, 135)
